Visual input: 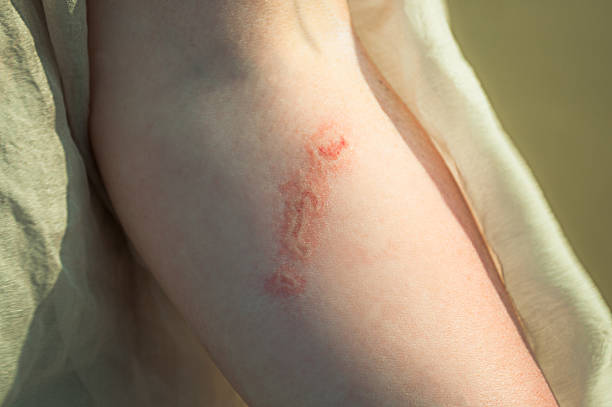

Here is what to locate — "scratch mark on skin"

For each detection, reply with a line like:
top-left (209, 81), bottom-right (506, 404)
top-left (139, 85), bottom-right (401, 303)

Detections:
top-left (265, 122), bottom-right (350, 299)
top-left (278, 185), bottom-right (320, 260)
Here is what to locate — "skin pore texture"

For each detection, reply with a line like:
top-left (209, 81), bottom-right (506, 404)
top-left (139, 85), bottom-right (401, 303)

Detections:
top-left (88, 1), bottom-right (560, 406)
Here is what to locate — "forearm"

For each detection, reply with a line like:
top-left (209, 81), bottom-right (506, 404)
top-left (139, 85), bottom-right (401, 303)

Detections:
top-left (89, 2), bottom-right (559, 405)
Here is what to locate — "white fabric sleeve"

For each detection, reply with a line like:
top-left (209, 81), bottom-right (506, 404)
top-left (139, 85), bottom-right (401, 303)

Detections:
top-left (347, 1), bottom-right (612, 406)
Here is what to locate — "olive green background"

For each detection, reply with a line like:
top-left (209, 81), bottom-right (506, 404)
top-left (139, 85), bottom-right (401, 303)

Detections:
top-left (446, 1), bottom-right (611, 308)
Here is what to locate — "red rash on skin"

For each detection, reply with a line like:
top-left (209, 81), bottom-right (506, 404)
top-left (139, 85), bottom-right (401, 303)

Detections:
top-left (317, 137), bottom-right (347, 160)
top-left (264, 264), bottom-right (306, 298)
top-left (264, 122), bottom-right (349, 299)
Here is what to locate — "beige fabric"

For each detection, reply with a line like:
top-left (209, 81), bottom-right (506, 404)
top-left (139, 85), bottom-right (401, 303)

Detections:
top-left (0, 0), bottom-right (610, 405)
top-left (348, 1), bottom-right (612, 406)
top-left (2, 0), bottom-right (139, 404)
top-left (1, 1), bottom-right (245, 406)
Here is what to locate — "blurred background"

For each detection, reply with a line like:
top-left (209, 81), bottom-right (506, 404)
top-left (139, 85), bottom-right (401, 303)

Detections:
top-left (445, 1), bottom-right (611, 308)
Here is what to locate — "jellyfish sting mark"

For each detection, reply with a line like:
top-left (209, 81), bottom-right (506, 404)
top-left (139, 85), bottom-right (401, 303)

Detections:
top-left (264, 264), bottom-right (306, 298)
top-left (317, 137), bottom-right (347, 160)
top-left (264, 122), bottom-right (349, 299)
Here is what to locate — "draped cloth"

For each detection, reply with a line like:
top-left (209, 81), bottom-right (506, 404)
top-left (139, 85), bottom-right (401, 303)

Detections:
top-left (1, 0), bottom-right (610, 405)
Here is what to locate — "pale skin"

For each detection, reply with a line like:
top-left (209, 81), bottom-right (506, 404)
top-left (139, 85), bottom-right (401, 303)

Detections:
top-left (87, 1), bottom-right (560, 406)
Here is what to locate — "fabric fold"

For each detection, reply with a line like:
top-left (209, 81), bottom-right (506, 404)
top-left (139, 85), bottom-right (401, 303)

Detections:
top-left (348, 1), bottom-right (612, 406)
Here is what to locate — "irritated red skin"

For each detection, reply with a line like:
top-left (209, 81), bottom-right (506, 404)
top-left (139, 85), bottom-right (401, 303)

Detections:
top-left (264, 264), bottom-right (307, 298)
top-left (264, 122), bottom-right (349, 299)
top-left (317, 137), bottom-right (347, 160)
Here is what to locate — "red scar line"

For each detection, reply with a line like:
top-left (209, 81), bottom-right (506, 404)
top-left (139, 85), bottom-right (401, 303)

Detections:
top-left (264, 122), bottom-right (350, 300)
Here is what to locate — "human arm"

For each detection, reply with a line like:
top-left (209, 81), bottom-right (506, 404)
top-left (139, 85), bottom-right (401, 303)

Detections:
top-left (88, 1), bottom-right (559, 405)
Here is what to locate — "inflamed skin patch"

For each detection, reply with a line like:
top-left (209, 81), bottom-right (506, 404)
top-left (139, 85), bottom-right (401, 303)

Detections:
top-left (264, 121), bottom-right (352, 299)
